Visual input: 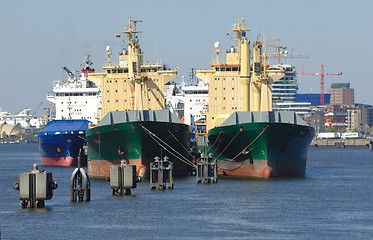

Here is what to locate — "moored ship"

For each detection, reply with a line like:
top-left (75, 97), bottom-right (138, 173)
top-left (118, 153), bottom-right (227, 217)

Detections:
top-left (86, 110), bottom-right (191, 178)
top-left (195, 17), bottom-right (315, 178)
top-left (86, 17), bottom-right (192, 178)
top-left (208, 111), bottom-right (314, 177)
top-left (40, 54), bottom-right (101, 167)
top-left (39, 119), bottom-right (90, 167)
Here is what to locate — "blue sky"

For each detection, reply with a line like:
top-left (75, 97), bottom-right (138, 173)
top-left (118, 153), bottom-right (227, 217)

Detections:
top-left (1, 0), bottom-right (372, 114)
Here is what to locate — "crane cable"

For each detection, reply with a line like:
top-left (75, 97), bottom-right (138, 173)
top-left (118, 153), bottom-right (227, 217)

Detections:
top-left (218, 126), bottom-right (269, 170)
top-left (141, 125), bottom-right (196, 168)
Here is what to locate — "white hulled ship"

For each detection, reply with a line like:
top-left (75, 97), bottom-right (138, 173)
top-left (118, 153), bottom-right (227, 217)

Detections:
top-left (46, 54), bottom-right (101, 124)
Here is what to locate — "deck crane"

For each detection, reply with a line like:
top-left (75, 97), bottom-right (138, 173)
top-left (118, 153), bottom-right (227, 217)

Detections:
top-left (62, 66), bottom-right (78, 83)
top-left (297, 64), bottom-right (342, 106)
top-left (260, 38), bottom-right (285, 64)
top-left (62, 66), bottom-right (73, 77)
top-left (43, 103), bottom-right (55, 120)
top-left (261, 38), bottom-right (308, 64)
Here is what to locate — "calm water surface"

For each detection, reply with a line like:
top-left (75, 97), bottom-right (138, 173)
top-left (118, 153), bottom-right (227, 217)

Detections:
top-left (1, 143), bottom-right (373, 239)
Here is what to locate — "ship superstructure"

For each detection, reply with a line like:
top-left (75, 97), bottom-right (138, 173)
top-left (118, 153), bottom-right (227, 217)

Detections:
top-left (182, 80), bottom-right (208, 126)
top-left (195, 17), bottom-right (315, 178)
top-left (85, 17), bottom-right (192, 178)
top-left (195, 17), bottom-right (284, 132)
top-left (47, 54), bottom-right (101, 124)
top-left (86, 17), bottom-right (178, 117)
top-left (165, 79), bottom-right (208, 126)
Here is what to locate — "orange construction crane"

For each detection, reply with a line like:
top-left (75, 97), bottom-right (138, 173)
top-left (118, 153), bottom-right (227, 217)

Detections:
top-left (297, 64), bottom-right (342, 106)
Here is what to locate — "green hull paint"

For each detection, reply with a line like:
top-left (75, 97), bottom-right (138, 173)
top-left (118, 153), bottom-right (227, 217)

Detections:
top-left (208, 122), bottom-right (315, 177)
top-left (86, 121), bottom-right (192, 178)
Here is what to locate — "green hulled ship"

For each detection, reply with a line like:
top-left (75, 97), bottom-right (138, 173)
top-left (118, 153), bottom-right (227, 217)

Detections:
top-left (86, 110), bottom-right (192, 178)
top-left (208, 111), bottom-right (315, 177)
top-left (86, 17), bottom-right (192, 178)
top-left (195, 17), bottom-right (315, 178)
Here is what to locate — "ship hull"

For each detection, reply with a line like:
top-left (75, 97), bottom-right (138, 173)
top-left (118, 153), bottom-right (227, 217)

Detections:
top-left (40, 156), bottom-right (84, 167)
top-left (208, 122), bottom-right (315, 178)
top-left (86, 121), bottom-right (192, 179)
top-left (39, 133), bottom-right (87, 167)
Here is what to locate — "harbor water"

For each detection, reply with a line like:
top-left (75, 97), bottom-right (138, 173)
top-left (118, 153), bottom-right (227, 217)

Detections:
top-left (1, 143), bottom-right (373, 239)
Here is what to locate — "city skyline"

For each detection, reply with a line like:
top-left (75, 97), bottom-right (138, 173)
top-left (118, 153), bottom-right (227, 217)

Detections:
top-left (1, 0), bottom-right (372, 114)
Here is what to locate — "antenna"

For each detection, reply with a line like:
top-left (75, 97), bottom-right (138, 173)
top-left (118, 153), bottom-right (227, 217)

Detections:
top-left (106, 46), bottom-right (112, 66)
top-left (213, 42), bottom-right (221, 64)
top-left (228, 16), bottom-right (250, 61)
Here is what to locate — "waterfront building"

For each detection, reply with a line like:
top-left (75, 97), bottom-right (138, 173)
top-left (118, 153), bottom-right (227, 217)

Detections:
top-left (272, 102), bottom-right (311, 119)
top-left (357, 104), bottom-right (373, 128)
top-left (0, 123), bottom-right (22, 137)
top-left (304, 109), bottom-right (325, 133)
top-left (348, 104), bottom-right (373, 132)
top-left (327, 83), bottom-right (354, 106)
top-left (270, 64), bottom-right (298, 103)
top-left (324, 105), bottom-right (355, 131)
top-left (296, 93), bottom-right (331, 105)
top-left (347, 109), bottom-right (359, 131)
top-left (0, 108), bottom-right (47, 129)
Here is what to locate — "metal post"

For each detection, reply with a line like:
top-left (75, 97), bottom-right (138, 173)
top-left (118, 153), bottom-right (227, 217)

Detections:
top-left (110, 160), bottom-right (138, 196)
top-left (14, 163), bottom-right (58, 208)
top-left (196, 154), bottom-right (217, 183)
top-left (70, 148), bottom-right (90, 202)
top-left (150, 156), bottom-right (174, 189)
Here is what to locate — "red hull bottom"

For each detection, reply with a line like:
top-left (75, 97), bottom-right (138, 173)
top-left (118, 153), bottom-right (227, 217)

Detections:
top-left (218, 160), bottom-right (272, 178)
top-left (88, 159), bottom-right (190, 179)
top-left (41, 157), bottom-right (87, 167)
top-left (218, 159), bottom-right (305, 178)
top-left (88, 159), bottom-right (145, 179)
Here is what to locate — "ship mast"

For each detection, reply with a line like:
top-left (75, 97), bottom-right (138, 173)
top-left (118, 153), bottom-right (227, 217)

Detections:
top-left (229, 16), bottom-right (249, 63)
top-left (121, 17), bottom-right (145, 110)
top-left (121, 16), bottom-right (142, 78)
top-left (251, 36), bottom-right (275, 112)
top-left (233, 17), bottom-right (251, 112)
top-left (86, 17), bottom-right (178, 119)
